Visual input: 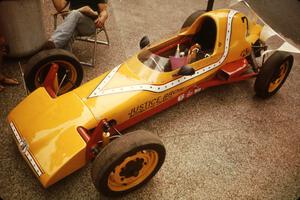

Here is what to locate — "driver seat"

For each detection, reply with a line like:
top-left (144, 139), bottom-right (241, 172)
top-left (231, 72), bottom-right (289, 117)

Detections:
top-left (193, 17), bottom-right (217, 54)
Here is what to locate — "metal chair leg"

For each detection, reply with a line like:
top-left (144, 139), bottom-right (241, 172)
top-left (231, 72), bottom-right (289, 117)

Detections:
top-left (92, 30), bottom-right (97, 67)
top-left (103, 27), bottom-right (110, 46)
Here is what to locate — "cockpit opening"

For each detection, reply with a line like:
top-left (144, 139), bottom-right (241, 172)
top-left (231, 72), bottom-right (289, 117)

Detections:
top-left (138, 16), bottom-right (217, 72)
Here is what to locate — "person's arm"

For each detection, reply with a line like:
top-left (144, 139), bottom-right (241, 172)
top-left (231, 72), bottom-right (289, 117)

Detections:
top-left (77, 6), bottom-right (98, 19)
top-left (52, 0), bottom-right (69, 12)
top-left (95, 3), bottom-right (108, 28)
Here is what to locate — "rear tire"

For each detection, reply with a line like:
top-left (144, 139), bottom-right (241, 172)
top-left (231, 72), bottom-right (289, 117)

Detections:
top-left (25, 49), bottom-right (83, 95)
top-left (181, 10), bottom-right (206, 30)
top-left (254, 51), bottom-right (293, 98)
top-left (91, 130), bottom-right (166, 197)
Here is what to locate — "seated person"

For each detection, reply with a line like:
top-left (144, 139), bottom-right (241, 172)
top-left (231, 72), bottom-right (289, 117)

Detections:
top-left (46, 0), bottom-right (108, 50)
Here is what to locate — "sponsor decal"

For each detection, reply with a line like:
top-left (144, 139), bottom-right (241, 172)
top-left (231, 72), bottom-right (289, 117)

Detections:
top-left (128, 96), bottom-right (163, 118)
top-left (177, 94), bottom-right (185, 102)
top-left (240, 48), bottom-right (250, 57)
top-left (128, 87), bottom-right (186, 118)
top-left (194, 87), bottom-right (202, 94)
top-left (186, 90), bottom-right (194, 98)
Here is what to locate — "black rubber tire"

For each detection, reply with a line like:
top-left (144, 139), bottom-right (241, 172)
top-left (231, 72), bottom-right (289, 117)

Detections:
top-left (181, 10), bottom-right (206, 30)
top-left (91, 130), bottom-right (166, 197)
top-left (254, 51), bottom-right (293, 98)
top-left (24, 49), bottom-right (83, 94)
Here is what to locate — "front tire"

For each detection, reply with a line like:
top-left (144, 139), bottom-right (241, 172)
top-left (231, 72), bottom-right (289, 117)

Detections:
top-left (24, 49), bottom-right (83, 95)
top-left (254, 51), bottom-right (293, 98)
top-left (91, 130), bottom-right (166, 197)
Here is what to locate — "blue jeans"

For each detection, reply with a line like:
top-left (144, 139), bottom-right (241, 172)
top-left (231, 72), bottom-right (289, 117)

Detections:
top-left (51, 10), bottom-right (96, 49)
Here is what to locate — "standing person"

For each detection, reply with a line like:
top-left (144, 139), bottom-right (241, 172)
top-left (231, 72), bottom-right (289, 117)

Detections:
top-left (47, 0), bottom-right (108, 50)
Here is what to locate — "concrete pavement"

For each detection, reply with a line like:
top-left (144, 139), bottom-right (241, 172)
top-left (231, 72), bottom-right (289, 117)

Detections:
top-left (0, 0), bottom-right (299, 199)
top-left (247, 0), bottom-right (300, 44)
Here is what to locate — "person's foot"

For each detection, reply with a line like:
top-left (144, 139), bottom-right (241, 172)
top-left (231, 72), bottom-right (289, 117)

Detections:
top-left (1, 77), bottom-right (19, 85)
top-left (0, 73), bottom-right (19, 85)
top-left (41, 40), bottom-right (56, 50)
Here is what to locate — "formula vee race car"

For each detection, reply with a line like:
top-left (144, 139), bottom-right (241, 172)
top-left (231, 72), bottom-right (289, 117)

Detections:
top-left (7, 0), bottom-right (299, 197)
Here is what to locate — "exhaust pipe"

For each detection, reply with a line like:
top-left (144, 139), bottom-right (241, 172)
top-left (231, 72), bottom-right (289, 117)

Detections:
top-left (206, 0), bottom-right (215, 11)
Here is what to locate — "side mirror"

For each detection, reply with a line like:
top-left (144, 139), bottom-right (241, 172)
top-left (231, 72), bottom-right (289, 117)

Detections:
top-left (176, 66), bottom-right (195, 76)
top-left (139, 36), bottom-right (150, 49)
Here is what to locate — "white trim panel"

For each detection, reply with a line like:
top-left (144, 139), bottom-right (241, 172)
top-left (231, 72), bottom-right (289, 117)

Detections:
top-left (10, 122), bottom-right (43, 177)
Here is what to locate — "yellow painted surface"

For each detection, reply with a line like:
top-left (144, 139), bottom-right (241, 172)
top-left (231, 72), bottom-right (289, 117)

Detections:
top-left (7, 88), bottom-right (97, 187)
top-left (8, 9), bottom-right (262, 187)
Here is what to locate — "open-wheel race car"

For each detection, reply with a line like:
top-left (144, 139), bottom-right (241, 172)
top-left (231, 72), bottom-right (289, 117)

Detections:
top-left (7, 0), bottom-right (298, 197)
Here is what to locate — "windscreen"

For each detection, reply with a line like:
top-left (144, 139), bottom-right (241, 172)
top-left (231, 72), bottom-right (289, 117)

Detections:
top-left (229, 0), bottom-right (300, 54)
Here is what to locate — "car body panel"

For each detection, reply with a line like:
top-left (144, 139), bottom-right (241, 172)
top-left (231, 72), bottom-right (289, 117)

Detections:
top-left (7, 88), bottom-right (97, 187)
top-left (8, 8), bottom-right (264, 188)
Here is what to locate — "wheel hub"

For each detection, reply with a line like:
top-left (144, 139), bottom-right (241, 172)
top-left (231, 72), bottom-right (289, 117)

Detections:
top-left (268, 62), bottom-right (288, 92)
top-left (120, 158), bottom-right (144, 178)
top-left (107, 150), bottom-right (159, 192)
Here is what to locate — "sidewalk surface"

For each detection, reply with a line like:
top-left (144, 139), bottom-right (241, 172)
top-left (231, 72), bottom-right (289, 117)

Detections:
top-left (0, 0), bottom-right (299, 199)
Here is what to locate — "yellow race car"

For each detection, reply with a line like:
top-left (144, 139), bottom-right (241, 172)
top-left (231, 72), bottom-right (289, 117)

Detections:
top-left (7, 0), bottom-right (296, 197)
